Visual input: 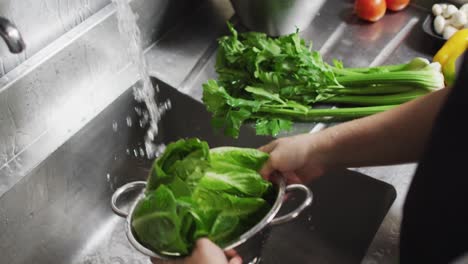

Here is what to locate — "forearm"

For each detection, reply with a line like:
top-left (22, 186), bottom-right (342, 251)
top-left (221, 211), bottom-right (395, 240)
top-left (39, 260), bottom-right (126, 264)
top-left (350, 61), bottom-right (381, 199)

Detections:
top-left (311, 87), bottom-right (450, 169)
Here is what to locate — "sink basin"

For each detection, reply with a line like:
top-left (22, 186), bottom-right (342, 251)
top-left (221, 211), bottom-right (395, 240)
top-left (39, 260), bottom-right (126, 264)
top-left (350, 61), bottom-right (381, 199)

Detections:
top-left (0, 78), bottom-right (396, 264)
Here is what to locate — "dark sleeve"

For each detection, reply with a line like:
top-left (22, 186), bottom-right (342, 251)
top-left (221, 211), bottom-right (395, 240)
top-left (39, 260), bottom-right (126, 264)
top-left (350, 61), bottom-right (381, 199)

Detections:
top-left (400, 52), bottom-right (468, 263)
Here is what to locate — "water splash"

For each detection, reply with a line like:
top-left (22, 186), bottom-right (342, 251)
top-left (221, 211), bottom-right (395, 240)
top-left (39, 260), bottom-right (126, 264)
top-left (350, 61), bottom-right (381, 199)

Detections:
top-left (112, 0), bottom-right (162, 158)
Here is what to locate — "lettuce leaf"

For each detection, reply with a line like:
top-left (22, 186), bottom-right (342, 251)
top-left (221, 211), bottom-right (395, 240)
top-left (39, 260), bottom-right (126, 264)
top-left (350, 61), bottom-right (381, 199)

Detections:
top-left (132, 138), bottom-right (272, 255)
top-left (132, 185), bottom-right (188, 254)
top-left (146, 138), bottom-right (209, 192)
top-left (210, 147), bottom-right (269, 171)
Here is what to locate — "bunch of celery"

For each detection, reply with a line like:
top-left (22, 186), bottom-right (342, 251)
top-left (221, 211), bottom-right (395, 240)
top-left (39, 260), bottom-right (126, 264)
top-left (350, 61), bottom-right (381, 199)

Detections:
top-left (202, 23), bottom-right (445, 137)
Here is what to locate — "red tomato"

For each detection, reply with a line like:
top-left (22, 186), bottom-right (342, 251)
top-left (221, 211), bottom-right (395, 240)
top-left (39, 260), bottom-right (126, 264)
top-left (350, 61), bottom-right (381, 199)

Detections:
top-left (354, 0), bottom-right (387, 22)
top-left (385, 0), bottom-right (410, 11)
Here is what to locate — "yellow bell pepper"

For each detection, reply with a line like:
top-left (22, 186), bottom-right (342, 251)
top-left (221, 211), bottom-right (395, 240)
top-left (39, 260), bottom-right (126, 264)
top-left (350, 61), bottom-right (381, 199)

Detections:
top-left (433, 29), bottom-right (468, 86)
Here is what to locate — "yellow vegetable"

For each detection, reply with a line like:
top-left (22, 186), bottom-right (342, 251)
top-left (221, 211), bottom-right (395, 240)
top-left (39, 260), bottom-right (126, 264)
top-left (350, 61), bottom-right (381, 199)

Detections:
top-left (433, 29), bottom-right (468, 86)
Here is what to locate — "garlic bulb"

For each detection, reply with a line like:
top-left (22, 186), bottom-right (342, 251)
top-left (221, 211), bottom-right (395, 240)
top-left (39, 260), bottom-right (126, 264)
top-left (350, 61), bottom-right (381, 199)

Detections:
top-left (443, 4), bottom-right (458, 18)
top-left (460, 4), bottom-right (468, 16)
top-left (433, 4), bottom-right (443, 16)
top-left (443, 25), bottom-right (458, 39)
top-left (450, 11), bottom-right (467, 28)
top-left (434, 15), bottom-right (446, 34)
top-left (431, 3), bottom-right (468, 37)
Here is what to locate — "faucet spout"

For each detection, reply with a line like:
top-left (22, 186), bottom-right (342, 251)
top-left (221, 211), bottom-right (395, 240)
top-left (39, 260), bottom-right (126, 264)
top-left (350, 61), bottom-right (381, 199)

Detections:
top-left (0, 17), bottom-right (25, 53)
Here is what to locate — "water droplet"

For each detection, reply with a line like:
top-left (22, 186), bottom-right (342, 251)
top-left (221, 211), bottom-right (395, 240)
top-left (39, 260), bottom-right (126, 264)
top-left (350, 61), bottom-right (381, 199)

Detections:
top-left (142, 110), bottom-right (149, 122)
top-left (139, 147), bottom-right (145, 158)
top-left (149, 143), bottom-right (166, 159)
top-left (147, 130), bottom-right (154, 141)
top-left (126, 148), bottom-right (130, 155)
top-left (134, 107), bottom-right (142, 116)
top-left (145, 142), bottom-right (155, 159)
top-left (106, 173), bottom-right (110, 182)
top-left (165, 100), bottom-right (172, 110)
top-left (133, 149), bottom-right (139, 157)
top-left (112, 121), bottom-right (118, 132)
top-left (126, 116), bottom-right (132, 127)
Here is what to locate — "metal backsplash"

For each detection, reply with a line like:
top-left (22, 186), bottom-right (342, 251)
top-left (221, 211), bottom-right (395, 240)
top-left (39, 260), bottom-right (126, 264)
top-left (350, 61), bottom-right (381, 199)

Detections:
top-left (0, 0), bottom-right (110, 77)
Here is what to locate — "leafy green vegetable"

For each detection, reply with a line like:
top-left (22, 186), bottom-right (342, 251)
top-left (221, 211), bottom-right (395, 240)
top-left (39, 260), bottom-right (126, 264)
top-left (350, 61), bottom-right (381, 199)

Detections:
top-left (132, 138), bottom-right (272, 256)
top-left (132, 185), bottom-right (188, 254)
top-left (209, 214), bottom-right (239, 243)
top-left (191, 188), bottom-right (267, 216)
top-left (202, 22), bottom-right (445, 137)
top-left (200, 164), bottom-right (270, 197)
top-left (210, 147), bottom-right (269, 171)
top-left (255, 118), bottom-right (293, 136)
top-left (146, 138), bottom-right (210, 191)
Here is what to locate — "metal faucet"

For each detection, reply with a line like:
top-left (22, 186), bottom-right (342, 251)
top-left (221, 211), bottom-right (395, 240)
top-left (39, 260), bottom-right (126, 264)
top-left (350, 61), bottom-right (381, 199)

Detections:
top-left (0, 17), bottom-right (25, 53)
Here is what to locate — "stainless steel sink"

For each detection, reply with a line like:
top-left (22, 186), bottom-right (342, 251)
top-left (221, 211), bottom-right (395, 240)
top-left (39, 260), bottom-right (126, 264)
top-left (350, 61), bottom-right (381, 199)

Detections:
top-left (0, 77), bottom-right (396, 264)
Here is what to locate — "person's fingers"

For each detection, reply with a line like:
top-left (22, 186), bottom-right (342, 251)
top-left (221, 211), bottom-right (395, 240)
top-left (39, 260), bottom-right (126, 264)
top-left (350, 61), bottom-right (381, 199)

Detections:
top-left (225, 248), bottom-right (242, 264)
top-left (151, 257), bottom-right (167, 264)
top-left (195, 238), bottom-right (213, 249)
top-left (258, 140), bottom-right (277, 154)
top-left (225, 249), bottom-right (238, 258)
top-left (284, 172), bottom-right (302, 184)
top-left (259, 158), bottom-right (274, 180)
top-left (288, 177), bottom-right (302, 184)
top-left (151, 258), bottom-right (179, 264)
top-left (195, 238), bottom-right (228, 257)
top-left (228, 256), bottom-right (243, 264)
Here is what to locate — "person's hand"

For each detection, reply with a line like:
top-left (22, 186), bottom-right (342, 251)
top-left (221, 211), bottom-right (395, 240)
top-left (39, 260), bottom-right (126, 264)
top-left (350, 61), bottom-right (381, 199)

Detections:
top-left (151, 238), bottom-right (242, 264)
top-left (259, 133), bottom-right (329, 184)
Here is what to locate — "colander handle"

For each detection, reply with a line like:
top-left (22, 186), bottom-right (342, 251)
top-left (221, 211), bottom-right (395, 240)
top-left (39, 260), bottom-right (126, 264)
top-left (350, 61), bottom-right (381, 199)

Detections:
top-left (270, 184), bottom-right (313, 226)
top-left (111, 181), bottom-right (147, 217)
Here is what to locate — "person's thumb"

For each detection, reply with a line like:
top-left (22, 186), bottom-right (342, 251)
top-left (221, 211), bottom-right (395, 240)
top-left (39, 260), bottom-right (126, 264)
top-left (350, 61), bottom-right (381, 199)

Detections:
top-left (260, 157), bottom-right (274, 180)
top-left (258, 140), bottom-right (277, 154)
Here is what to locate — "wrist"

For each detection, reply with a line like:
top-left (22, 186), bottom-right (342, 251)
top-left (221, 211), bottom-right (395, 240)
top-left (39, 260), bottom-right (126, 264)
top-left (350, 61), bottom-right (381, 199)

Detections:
top-left (304, 131), bottom-right (338, 174)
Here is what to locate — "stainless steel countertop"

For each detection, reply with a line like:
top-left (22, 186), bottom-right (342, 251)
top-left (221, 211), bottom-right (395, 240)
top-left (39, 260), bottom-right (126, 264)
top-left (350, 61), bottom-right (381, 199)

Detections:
top-left (143, 0), bottom-right (436, 262)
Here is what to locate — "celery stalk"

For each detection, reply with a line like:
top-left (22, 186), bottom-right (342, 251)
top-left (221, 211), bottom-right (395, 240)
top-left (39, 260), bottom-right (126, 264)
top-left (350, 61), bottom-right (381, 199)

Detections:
top-left (258, 105), bottom-right (395, 121)
top-left (323, 90), bottom-right (428, 106)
